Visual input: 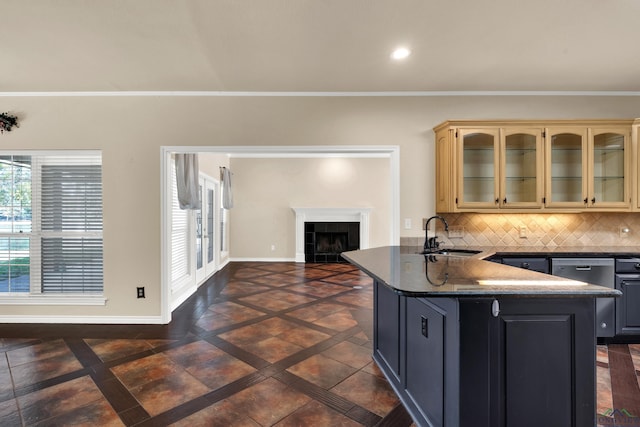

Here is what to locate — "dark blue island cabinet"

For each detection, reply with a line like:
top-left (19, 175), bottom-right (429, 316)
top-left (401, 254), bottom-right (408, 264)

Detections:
top-left (374, 280), bottom-right (596, 427)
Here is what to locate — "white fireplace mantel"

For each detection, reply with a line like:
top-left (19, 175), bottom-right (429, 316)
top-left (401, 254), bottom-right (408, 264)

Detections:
top-left (292, 207), bottom-right (371, 263)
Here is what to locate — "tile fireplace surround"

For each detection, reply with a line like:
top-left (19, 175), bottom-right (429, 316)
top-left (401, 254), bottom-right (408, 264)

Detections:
top-left (293, 208), bottom-right (371, 262)
top-left (400, 212), bottom-right (640, 248)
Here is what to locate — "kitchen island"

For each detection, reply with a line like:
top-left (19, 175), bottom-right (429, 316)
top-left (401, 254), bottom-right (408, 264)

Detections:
top-left (342, 246), bottom-right (621, 427)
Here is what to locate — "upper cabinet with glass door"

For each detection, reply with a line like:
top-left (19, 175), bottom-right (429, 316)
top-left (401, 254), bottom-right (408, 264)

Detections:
top-left (456, 128), bottom-right (500, 209)
top-left (590, 128), bottom-right (629, 209)
top-left (545, 126), bottom-right (630, 210)
top-left (434, 119), bottom-right (635, 213)
top-left (501, 128), bottom-right (544, 208)
top-left (545, 127), bottom-right (588, 208)
top-left (455, 127), bottom-right (544, 210)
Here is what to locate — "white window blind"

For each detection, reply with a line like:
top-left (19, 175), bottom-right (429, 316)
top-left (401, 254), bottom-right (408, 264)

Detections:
top-left (171, 163), bottom-right (190, 287)
top-left (39, 159), bottom-right (103, 293)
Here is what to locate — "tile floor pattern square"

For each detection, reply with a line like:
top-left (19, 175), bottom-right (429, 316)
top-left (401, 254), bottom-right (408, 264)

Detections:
top-left (0, 261), bottom-right (636, 426)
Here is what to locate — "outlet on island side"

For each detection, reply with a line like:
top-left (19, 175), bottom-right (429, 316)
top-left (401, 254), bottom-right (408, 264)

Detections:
top-left (137, 287), bottom-right (145, 298)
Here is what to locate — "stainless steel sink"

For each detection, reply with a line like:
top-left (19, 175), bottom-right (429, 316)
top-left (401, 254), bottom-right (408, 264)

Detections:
top-left (419, 248), bottom-right (482, 257)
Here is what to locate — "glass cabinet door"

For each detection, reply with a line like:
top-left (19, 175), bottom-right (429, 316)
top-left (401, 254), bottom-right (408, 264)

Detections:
top-left (501, 128), bottom-right (543, 208)
top-left (545, 128), bottom-right (588, 208)
top-left (457, 129), bottom-right (499, 208)
top-left (590, 128), bottom-right (628, 208)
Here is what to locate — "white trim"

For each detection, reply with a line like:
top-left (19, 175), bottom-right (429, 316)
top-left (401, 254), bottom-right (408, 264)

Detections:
top-left (292, 207), bottom-right (372, 263)
top-left (170, 283), bottom-right (198, 311)
top-left (2, 91), bottom-right (640, 98)
top-left (160, 149), bottom-right (171, 323)
top-left (389, 148), bottom-right (400, 246)
top-left (166, 145), bottom-right (399, 156)
top-left (0, 295), bottom-right (106, 305)
top-left (0, 315), bottom-right (163, 324)
top-left (160, 145), bottom-right (400, 325)
top-left (230, 152), bottom-right (391, 159)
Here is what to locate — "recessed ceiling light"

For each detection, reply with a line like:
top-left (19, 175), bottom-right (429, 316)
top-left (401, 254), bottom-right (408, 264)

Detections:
top-left (391, 47), bottom-right (411, 60)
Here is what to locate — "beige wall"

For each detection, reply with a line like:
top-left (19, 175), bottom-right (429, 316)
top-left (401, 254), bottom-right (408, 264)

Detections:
top-left (1, 95), bottom-right (639, 321)
top-left (199, 152), bottom-right (230, 179)
top-left (229, 157), bottom-right (391, 259)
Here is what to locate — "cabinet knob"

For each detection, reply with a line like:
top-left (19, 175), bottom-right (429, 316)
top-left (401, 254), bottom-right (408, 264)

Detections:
top-left (491, 299), bottom-right (500, 317)
top-left (634, 263), bottom-right (640, 270)
top-left (583, 198), bottom-right (588, 204)
top-left (591, 197), bottom-right (596, 204)
top-left (503, 198), bottom-right (507, 204)
top-left (601, 322), bottom-right (608, 329)
top-left (521, 262), bottom-right (530, 269)
top-left (495, 198), bottom-right (499, 204)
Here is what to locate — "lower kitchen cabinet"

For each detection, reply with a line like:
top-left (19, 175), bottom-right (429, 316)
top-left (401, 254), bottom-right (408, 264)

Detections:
top-left (373, 281), bottom-right (597, 427)
top-left (616, 276), bottom-right (640, 334)
top-left (463, 298), bottom-right (595, 427)
top-left (501, 256), bottom-right (549, 274)
top-left (404, 298), bottom-right (459, 427)
top-left (615, 258), bottom-right (640, 335)
top-left (374, 280), bottom-right (401, 385)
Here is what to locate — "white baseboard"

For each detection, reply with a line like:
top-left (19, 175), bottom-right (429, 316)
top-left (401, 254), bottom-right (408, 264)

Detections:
top-left (230, 257), bottom-right (297, 262)
top-left (0, 315), bottom-right (166, 324)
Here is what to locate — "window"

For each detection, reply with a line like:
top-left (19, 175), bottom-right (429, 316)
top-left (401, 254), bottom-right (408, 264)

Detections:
top-left (0, 153), bottom-right (103, 295)
top-left (170, 161), bottom-right (190, 290)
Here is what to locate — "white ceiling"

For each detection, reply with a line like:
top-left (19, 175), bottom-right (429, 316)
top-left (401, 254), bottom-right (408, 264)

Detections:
top-left (2, 0), bottom-right (640, 93)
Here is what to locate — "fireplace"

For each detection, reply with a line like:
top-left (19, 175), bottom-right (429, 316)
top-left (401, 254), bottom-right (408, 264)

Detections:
top-left (292, 207), bottom-right (371, 263)
top-left (305, 222), bottom-right (359, 263)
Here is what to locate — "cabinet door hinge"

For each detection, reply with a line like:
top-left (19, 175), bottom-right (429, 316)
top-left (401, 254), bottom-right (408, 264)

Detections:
top-left (543, 197), bottom-right (546, 204)
top-left (455, 197), bottom-right (458, 204)
top-left (542, 131), bottom-right (546, 138)
top-left (455, 131), bottom-right (458, 138)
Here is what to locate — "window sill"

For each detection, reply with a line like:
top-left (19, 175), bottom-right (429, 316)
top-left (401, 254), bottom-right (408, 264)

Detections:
top-left (0, 294), bottom-right (107, 306)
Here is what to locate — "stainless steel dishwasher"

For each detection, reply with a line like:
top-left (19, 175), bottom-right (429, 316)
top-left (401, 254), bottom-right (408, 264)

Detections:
top-left (551, 258), bottom-right (615, 338)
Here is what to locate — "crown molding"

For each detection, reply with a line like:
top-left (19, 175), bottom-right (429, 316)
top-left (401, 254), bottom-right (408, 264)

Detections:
top-left (1, 90), bottom-right (640, 98)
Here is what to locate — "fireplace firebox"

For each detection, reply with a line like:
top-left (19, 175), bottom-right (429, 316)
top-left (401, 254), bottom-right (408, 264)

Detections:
top-left (305, 222), bottom-right (359, 263)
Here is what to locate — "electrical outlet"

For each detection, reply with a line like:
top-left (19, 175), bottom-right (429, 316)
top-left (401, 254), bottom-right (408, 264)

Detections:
top-left (270, 244), bottom-right (276, 251)
top-left (404, 218), bottom-right (412, 229)
top-left (137, 287), bottom-right (145, 298)
top-left (519, 225), bottom-right (527, 238)
top-left (422, 218), bottom-right (428, 230)
top-left (447, 226), bottom-right (464, 238)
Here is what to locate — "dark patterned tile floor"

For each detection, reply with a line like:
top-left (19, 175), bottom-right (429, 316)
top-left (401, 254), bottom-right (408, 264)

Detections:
top-left (0, 261), bottom-right (638, 426)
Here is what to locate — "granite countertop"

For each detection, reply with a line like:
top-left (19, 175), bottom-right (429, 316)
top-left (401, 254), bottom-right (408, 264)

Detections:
top-left (342, 246), bottom-right (623, 298)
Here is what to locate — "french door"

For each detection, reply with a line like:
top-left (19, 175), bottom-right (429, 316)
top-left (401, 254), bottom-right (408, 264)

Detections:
top-left (195, 175), bottom-right (218, 284)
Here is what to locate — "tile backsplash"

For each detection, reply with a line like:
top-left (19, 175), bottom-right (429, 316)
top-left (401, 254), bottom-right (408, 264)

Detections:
top-left (401, 213), bottom-right (640, 248)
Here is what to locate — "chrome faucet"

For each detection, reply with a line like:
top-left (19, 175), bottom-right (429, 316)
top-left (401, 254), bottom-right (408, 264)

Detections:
top-left (424, 215), bottom-right (449, 252)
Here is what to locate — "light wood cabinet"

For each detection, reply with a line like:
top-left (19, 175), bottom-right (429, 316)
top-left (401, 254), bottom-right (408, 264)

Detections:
top-left (545, 127), bottom-right (588, 208)
top-left (502, 128), bottom-right (544, 208)
top-left (545, 126), bottom-right (630, 209)
top-left (434, 119), bottom-right (634, 213)
top-left (457, 128), bottom-right (500, 209)
top-left (435, 127), bottom-right (455, 213)
top-left (635, 119), bottom-right (640, 210)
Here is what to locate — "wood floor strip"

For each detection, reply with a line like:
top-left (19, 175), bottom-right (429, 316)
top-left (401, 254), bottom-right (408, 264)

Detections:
top-left (376, 403), bottom-right (414, 427)
top-left (274, 370), bottom-right (358, 414)
top-left (608, 344), bottom-right (640, 422)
